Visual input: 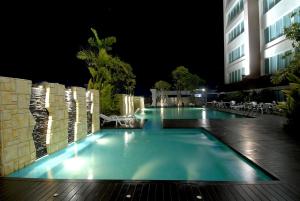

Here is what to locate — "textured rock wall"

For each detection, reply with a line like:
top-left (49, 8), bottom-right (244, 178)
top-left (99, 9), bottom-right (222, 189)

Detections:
top-left (86, 91), bottom-right (92, 134)
top-left (0, 76), bottom-right (36, 176)
top-left (65, 89), bottom-right (76, 143)
top-left (72, 87), bottom-right (87, 141)
top-left (41, 82), bottom-right (68, 154)
top-left (29, 87), bottom-right (48, 159)
top-left (0, 77), bottom-right (101, 175)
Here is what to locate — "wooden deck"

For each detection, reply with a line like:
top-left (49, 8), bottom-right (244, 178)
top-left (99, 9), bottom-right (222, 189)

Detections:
top-left (1, 114), bottom-right (300, 200)
top-left (1, 178), bottom-right (300, 201)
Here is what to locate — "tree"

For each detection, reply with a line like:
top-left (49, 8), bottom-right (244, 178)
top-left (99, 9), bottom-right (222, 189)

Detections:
top-left (271, 12), bottom-right (300, 133)
top-left (184, 74), bottom-right (205, 91)
top-left (172, 66), bottom-right (190, 105)
top-left (171, 66), bottom-right (205, 105)
top-left (77, 28), bottom-right (136, 114)
top-left (154, 80), bottom-right (171, 106)
top-left (77, 28), bottom-right (115, 92)
top-left (184, 74), bottom-right (205, 104)
top-left (109, 57), bottom-right (136, 95)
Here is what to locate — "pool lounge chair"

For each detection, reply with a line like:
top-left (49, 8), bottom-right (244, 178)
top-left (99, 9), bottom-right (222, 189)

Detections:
top-left (100, 114), bottom-right (134, 127)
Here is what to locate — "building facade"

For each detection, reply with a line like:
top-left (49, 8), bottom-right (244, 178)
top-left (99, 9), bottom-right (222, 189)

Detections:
top-left (223, 0), bottom-right (261, 84)
top-left (259, 0), bottom-right (300, 76)
top-left (223, 0), bottom-right (300, 84)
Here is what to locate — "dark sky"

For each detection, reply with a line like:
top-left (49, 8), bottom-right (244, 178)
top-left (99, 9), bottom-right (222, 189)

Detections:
top-left (0, 2), bottom-right (224, 96)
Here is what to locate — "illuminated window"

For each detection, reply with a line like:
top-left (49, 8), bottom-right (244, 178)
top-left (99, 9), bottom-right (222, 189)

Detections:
top-left (229, 44), bottom-right (245, 63)
top-left (229, 68), bottom-right (244, 84)
top-left (228, 0), bottom-right (244, 24)
top-left (264, 50), bottom-right (293, 74)
top-left (265, 8), bottom-right (300, 44)
top-left (228, 21), bottom-right (244, 43)
top-left (263, 0), bottom-right (281, 14)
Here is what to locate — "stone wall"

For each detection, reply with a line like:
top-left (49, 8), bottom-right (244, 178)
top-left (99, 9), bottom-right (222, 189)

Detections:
top-left (41, 82), bottom-right (68, 154)
top-left (86, 91), bottom-right (92, 134)
top-left (0, 76), bottom-right (102, 176)
top-left (133, 96), bottom-right (145, 112)
top-left (30, 87), bottom-right (48, 159)
top-left (116, 94), bottom-right (136, 116)
top-left (129, 96), bottom-right (134, 115)
top-left (0, 76), bottom-right (36, 176)
top-left (117, 94), bottom-right (127, 116)
top-left (87, 89), bottom-right (100, 133)
top-left (72, 87), bottom-right (87, 141)
top-left (65, 89), bottom-right (76, 143)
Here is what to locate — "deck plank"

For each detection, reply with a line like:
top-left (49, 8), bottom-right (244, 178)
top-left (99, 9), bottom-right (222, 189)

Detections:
top-left (131, 183), bottom-right (143, 201)
top-left (1, 179), bottom-right (300, 200)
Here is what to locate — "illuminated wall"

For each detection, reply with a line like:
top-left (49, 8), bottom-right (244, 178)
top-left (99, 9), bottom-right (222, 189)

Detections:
top-left (0, 76), bottom-right (36, 175)
top-left (41, 82), bottom-right (68, 154)
top-left (86, 89), bottom-right (100, 133)
top-left (72, 87), bottom-right (87, 141)
top-left (133, 96), bottom-right (145, 112)
top-left (0, 76), bottom-right (102, 176)
top-left (116, 94), bottom-right (135, 116)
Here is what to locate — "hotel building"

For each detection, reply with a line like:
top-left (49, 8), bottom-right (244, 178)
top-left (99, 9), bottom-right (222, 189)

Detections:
top-left (223, 0), bottom-right (300, 84)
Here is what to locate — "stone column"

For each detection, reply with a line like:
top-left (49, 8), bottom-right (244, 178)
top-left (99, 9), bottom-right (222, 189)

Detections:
top-left (150, 89), bottom-right (157, 106)
top-left (129, 95), bottom-right (134, 115)
top-left (41, 82), bottom-right (68, 154)
top-left (134, 96), bottom-right (145, 112)
top-left (88, 89), bottom-right (100, 133)
top-left (116, 94), bottom-right (127, 116)
top-left (0, 76), bottom-right (36, 176)
top-left (116, 94), bottom-right (136, 116)
top-left (72, 87), bottom-right (87, 141)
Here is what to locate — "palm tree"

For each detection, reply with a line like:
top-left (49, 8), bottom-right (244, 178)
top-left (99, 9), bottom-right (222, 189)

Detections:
top-left (77, 28), bottom-right (136, 114)
top-left (77, 28), bottom-right (115, 91)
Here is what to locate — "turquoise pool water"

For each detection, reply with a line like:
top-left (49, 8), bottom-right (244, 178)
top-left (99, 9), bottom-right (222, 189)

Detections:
top-left (155, 107), bottom-right (243, 119)
top-left (9, 108), bottom-right (272, 181)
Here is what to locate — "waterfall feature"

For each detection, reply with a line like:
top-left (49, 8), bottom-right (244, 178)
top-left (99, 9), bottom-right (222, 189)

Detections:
top-left (65, 89), bottom-right (76, 143)
top-left (86, 92), bottom-right (92, 134)
top-left (29, 87), bottom-right (49, 159)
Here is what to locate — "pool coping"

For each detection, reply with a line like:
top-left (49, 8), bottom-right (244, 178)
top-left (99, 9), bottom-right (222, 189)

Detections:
top-left (162, 119), bottom-right (279, 181)
top-left (200, 127), bottom-right (279, 181)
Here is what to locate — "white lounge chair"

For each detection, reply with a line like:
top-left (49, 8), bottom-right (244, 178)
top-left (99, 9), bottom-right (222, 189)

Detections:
top-left (100, 114), bottom-right (135, 127)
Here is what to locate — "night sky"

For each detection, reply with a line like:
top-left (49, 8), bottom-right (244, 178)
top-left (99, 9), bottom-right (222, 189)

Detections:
top-left (0, 2), bottom-right (224, 96)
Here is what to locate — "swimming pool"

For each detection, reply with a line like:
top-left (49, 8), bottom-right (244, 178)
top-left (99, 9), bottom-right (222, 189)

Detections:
top-left (152, 107), bottom-right (244, 119)
top-left (9, 108), bottom-right (272, 181)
